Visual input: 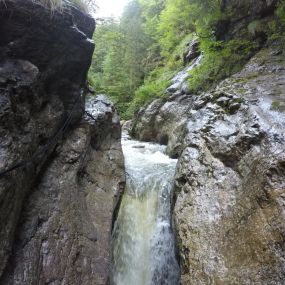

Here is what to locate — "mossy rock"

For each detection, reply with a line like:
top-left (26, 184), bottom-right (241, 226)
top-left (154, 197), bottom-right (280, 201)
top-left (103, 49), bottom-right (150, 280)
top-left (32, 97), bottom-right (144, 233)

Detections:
top-left (248, 20), bottom-right (264, 36)
top-left (271, 101), bottom-right (285, 112)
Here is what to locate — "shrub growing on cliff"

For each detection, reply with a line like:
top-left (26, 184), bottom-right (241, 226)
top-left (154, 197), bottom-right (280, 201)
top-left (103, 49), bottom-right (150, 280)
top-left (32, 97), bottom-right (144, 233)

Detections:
top-left (267, 0), bottom-right (285, 50)
top-left (188, 0), bottom-right (285, 93)
top-left (125, 77), bottom-right (171, 119)
top-left (188, 39), bottom-right (258, 93)
top-left (36, 0), bottom-right (95, 13)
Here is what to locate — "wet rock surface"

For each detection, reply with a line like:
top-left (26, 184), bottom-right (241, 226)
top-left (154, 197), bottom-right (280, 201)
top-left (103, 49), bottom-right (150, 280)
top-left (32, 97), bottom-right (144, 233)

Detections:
top-left (1, 96), bottom-right (125, 285)
top-left (183, 39), bottom-right (200, 66)
top-left (131, 45), bottom-right (285, 284)
top-left (0, 0), bottom-right (94, 278)
top-left (0, 1), bottom-right (125, 284)
top-left (217, 0), bottom-right (278, 42)
top-left (131, 53), bottom-right (202, 156)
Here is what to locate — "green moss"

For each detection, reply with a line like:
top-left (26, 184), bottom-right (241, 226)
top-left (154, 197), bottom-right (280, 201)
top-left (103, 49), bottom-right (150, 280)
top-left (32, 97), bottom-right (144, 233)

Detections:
top-left (233, 97), bottom-right (244, 104)
top-left (266, 1), bottom-right (285, 49)
top-left (188, 39), bottom-right (258, 93)
top-left (231, 77), bottom-right (249, 84)
top-left (236, 88), bottom-right (247, 94)
top-left (248, 20), bottom-right (263, 36)
top-left (124, 78), bottom-right (170, 119)
top-left (227, 72), bottom-right (260, 86)
top-left (245, 72), bottom-right (261, 80)
top-left (271, 101), bottom-right (285, 112)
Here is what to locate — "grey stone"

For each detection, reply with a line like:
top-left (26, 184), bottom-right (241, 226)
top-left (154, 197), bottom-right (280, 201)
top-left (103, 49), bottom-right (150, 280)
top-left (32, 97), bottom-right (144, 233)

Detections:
top-left (0, 2), bottom-right (125, 285)
top-left (131, 45), bottom-right (285, 285)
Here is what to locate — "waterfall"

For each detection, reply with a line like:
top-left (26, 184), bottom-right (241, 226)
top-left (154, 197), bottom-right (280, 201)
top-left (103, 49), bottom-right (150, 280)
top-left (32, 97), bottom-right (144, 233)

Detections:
top-left (112, 133), bottom-right (180, 285)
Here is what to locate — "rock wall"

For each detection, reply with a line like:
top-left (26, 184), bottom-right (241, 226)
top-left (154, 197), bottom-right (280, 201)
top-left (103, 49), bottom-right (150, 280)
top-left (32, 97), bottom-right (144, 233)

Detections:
top-left (1, 96), bottom-right (125, 285)
top-left (129, 1), bottom-right (285, 283)
top-left (132, 44), bottom-right (285, 284)
top-left (175, 46), bottom-right (285, 284)
top-left (0, 1), bottom-right (125, 284)
top-left (131, 0), bottom-right (285, 278)
top-left (132, 42), bottom-right (285, 285)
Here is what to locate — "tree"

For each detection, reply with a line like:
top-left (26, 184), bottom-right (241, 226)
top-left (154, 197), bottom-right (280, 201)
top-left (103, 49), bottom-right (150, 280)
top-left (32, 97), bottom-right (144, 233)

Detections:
top-left (88, 0), bottom-right (232, 119)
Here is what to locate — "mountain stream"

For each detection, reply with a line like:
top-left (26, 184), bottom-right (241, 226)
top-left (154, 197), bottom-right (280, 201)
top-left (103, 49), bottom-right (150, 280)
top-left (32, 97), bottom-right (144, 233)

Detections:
top-left (112, 133), bottom-right (180, 285)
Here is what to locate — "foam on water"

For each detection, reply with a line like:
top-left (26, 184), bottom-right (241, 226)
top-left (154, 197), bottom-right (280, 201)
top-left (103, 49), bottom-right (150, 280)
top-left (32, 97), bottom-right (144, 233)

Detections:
top-left (112, 133), bottom-right (180, 285)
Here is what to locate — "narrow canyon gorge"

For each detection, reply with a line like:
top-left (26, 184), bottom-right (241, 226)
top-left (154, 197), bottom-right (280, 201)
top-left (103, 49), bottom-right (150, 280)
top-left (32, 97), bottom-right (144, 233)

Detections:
top-left (0, 0), bottom-right (285, 284)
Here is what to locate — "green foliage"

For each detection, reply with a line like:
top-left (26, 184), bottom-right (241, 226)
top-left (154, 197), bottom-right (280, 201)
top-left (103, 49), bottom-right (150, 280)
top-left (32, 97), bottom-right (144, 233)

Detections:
top-left (138, 0), bottom-right (165, 40)
top-left (156, 0), bottom-right (194, 58)
top-left (125, 77), bottom-right (170, 119)
top-left (88, 0), bottom-right (152, 118)
top-left (168, 34), bottom-right (195, 69)
top-left (184, 0), bottom-right (285, 93)
top-left (135, 0), bottom-right (230, 106)
top-left (89, 0), bottom-right (228, 119)
top-left (188, 39), bottom-right (257, 93)
top-left (90, 0), bottom-right (285, 119)
top-left (248, 20), bottom-right (263, 36)
top-left (266, 1), bottom-right (285, 48)
top-left (276, 0), bottom-right (285, 26)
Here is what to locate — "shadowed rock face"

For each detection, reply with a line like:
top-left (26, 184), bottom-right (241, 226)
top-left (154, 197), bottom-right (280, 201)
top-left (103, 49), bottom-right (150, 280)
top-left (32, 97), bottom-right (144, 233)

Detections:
top-left (0, 1), bottom-right (125, 284)
top-left (216, 0), bottom-right (278, 42)
top-left (1, 96), bottom-right (125, 285)
top-left (131, 45), bottom-right (285, 284)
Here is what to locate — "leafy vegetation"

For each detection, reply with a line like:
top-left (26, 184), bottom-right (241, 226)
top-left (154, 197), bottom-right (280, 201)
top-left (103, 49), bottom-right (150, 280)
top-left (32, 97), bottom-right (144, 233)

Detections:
top-left (89, 1), bottom-right (151, 116)
top-left (89, 0), bottom-right (200, 119)
top-left (188, 39), bottom-right (258, 93)
top-left (267, 0), bottom-right (285, 49)
top-left (89, 0), bottom-right (285, 119)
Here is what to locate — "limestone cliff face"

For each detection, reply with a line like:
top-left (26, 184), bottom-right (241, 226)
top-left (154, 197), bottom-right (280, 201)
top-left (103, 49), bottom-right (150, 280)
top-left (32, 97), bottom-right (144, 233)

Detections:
top-left (131, 1), bottom-right (285, 283)
top-left (0, 1), bottom-right (125, 284)
top-left (175, 47), bottom-right (285, 285)
top-left (132, 44), bottom-right (285, 285)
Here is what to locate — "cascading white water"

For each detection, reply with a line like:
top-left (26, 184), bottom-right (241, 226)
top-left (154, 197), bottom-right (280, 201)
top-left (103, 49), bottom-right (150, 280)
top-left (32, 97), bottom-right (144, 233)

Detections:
top-left (112, 133), bottom-right (180, 285)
